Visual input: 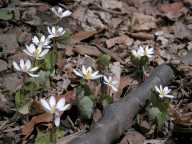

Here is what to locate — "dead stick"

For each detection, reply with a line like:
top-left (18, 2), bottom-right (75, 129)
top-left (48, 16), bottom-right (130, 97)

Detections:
top-left (94, 44), bottom-right (126, 65)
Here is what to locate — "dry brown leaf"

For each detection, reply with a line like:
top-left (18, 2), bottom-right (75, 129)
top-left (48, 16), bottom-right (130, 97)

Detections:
top-left (70, 29), bottom-right (104, 44)
top-left (174, 22), bottom-right (191, 40)
top-left (159, 2), bottom-right (184, 14)
top-left (64, 45), bottom-right (74, 56)
top-left (159, 2), bottom-right (187, 20)
top-left (62, 90), bottom-right (76, 104)
top-left (101, 0), bottom-right (123, 10)
top-left (106, 35), bottom-right (133, 48)
top-left (96, 44), bottom-right (125, 64)
top-left (127, 32), bottom-right (154, 40)
top-left (120, 131), bottom-right (145, 144)
top-left (132, 13), bottom-right (157, 32)
top-left (21, 113), bottom-right (53, 139)
top-left (73, 45), bottom-right (101, 57)
top-left (31, 100), bottom-right (44, 114)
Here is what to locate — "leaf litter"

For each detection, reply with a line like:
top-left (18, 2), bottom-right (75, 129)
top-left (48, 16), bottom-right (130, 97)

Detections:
top-left (0, 0), bottom-right (192, 143)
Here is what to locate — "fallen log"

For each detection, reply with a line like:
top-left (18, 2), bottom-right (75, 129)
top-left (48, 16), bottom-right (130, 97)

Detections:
top-left (57, 64), bottom-right (174, 144)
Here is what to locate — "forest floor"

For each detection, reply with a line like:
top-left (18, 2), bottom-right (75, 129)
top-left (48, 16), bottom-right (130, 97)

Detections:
top-left (0, 0), bottom-right (192, 144)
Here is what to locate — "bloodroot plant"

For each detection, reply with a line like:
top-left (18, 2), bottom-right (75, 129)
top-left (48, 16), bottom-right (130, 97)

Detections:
top-left (40, 96), bottom-right (71, 143)
top-left (73, 61), bottom-right (119, 121)
top-left (12, 6), bottom-right (72, 144)
top-left (131, 45), bottom-right (154, 80)
top-left (147, 85), bottom-right (174, 134)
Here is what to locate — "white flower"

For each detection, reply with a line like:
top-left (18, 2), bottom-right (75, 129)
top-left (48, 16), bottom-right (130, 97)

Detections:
top-left (40, 96), bottom-right (71, 127)
top-left (13, 59), bottom-right (39, 77)
top-left (47, 26), bottom-right (65, 39)
top-left (23, 44), bottom-right (49, 60)
top-left (132, 46), bottom-right (154, 59)
top-left (131, 46), bottom-right (144, 59)
top-left (73, 65), bottom-right (102, 80)
top-left (141, 46), bottom-right (154, 58)
top-left (103, 76), bottom-right (118, 92)
top-left (51, 7), bottom-right (72, 19)
top-left (155, 85), bottom-right (174, 99)
top-left (32, 35), bottom-right (51, 49)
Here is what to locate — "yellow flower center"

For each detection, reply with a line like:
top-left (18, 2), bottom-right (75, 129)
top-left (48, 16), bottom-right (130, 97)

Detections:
top-left (50, 107), bottom-right (56, 114)
top-left (84, 71), bottom-right (92, 80)
top-left (34, 47), bottom-right (41, 59)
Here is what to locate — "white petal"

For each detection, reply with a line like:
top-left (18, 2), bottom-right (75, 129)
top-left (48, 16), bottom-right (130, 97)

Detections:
top-left (25, 59), bottom-right (32, 70)
top-left (13, 61), bottom-right (21, 71)
top-left (58, 7), bottom-right (63, 14)
top-left (40, 35), bottom-right (45, 43)
top-left (63, 104), bottom-right (71, 111)
top-left (82, 66), bottom-right (87, 75)
top-left (73, 69), bottom-right (83, 77)
top-left (159, 85), bottom-right (163, 92)
top-left (62, 10), bottom-right (72, 17)
top-left (20, 59), bottom-right (25, 70)
top-left (47, 27), bottom-right (52, 35)
top-left (103, 76), bottom-right (109, 83)
top-left (51, 7), bottom-right (56, 12)
top-left (111, 85), bottom-right (118, 92)
top-left (26, 44), bottom-right (35, 54)
top-left (165, 95), bottom-right (174, 99)
top-left (54, 116), bottom-right (60, 127)
top-left (32, 36), bottom-right (39, 45)
top-left (155, 86), bottom-right (160, 93)
top-left (164, 87), bottom-right (171, 94)
top-left (49, 96), bottom-right (56, 108)
top-left (39, 49), bottom-right (49, 58)
top-left (29, 67), bottom-right (39, 72)
top-left (112, 80), bottom-right (118, 85)
top-left (52, 27), bottom-right (56, 34)
top-left (27, 72), bottom-right (39, 77)
top-left (92, 75), bottom-right (102, 80)
top-left (91, 71), bottom-right (99, 77)
top-left (87, 67), bottom-right (92, 74)
top-left (40, 99), bottom-right (51, 112)
top-left (56, 98), bottom-right (65, 112)
top-left (23, 49), bottom-right (33, 57)
top-left (58, 27), bottom-right (64, 33)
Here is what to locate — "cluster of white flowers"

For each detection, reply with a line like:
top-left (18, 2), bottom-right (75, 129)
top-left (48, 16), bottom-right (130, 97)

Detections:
top-left (12, 6), bottom-right (72, 127)
top-left (13, 6), bottom-right (71, 78)
top-left (73, 66), bottom-right (118, 92)
top-left (131, 46), bottom-right (154, 59)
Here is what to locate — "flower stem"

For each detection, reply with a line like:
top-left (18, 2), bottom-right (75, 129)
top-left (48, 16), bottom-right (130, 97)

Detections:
top-left (49, 121), bottom-right (57, 144)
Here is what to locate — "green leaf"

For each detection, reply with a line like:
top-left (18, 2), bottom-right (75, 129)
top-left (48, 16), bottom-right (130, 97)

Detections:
top-left (18, 100), bottom-right (32, 114)
top-left (44, 50), bottom-right (57, 73)
top-left (15, 90), bottom-right (25, 110)
top-left (78, 96), bottom-right (94, 120)
top-left (102, 95), bottom-right (113, 107)
top-left (35, 131), bottom-right (50, 144)
top-left (151, 93), bottom-right (169, 113)
top-left (97, 54), bottom-right (111, 67)
top-left (32, 71), bottom-right (51, 89)
top-left (15, 89), bottom-right (31, 114)
top-left (148, 107), bottom-right (167, 130)
top-left (56, 128), bottom-right (65, 139)
top-left (0, 9), bottom-right (13, 20)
